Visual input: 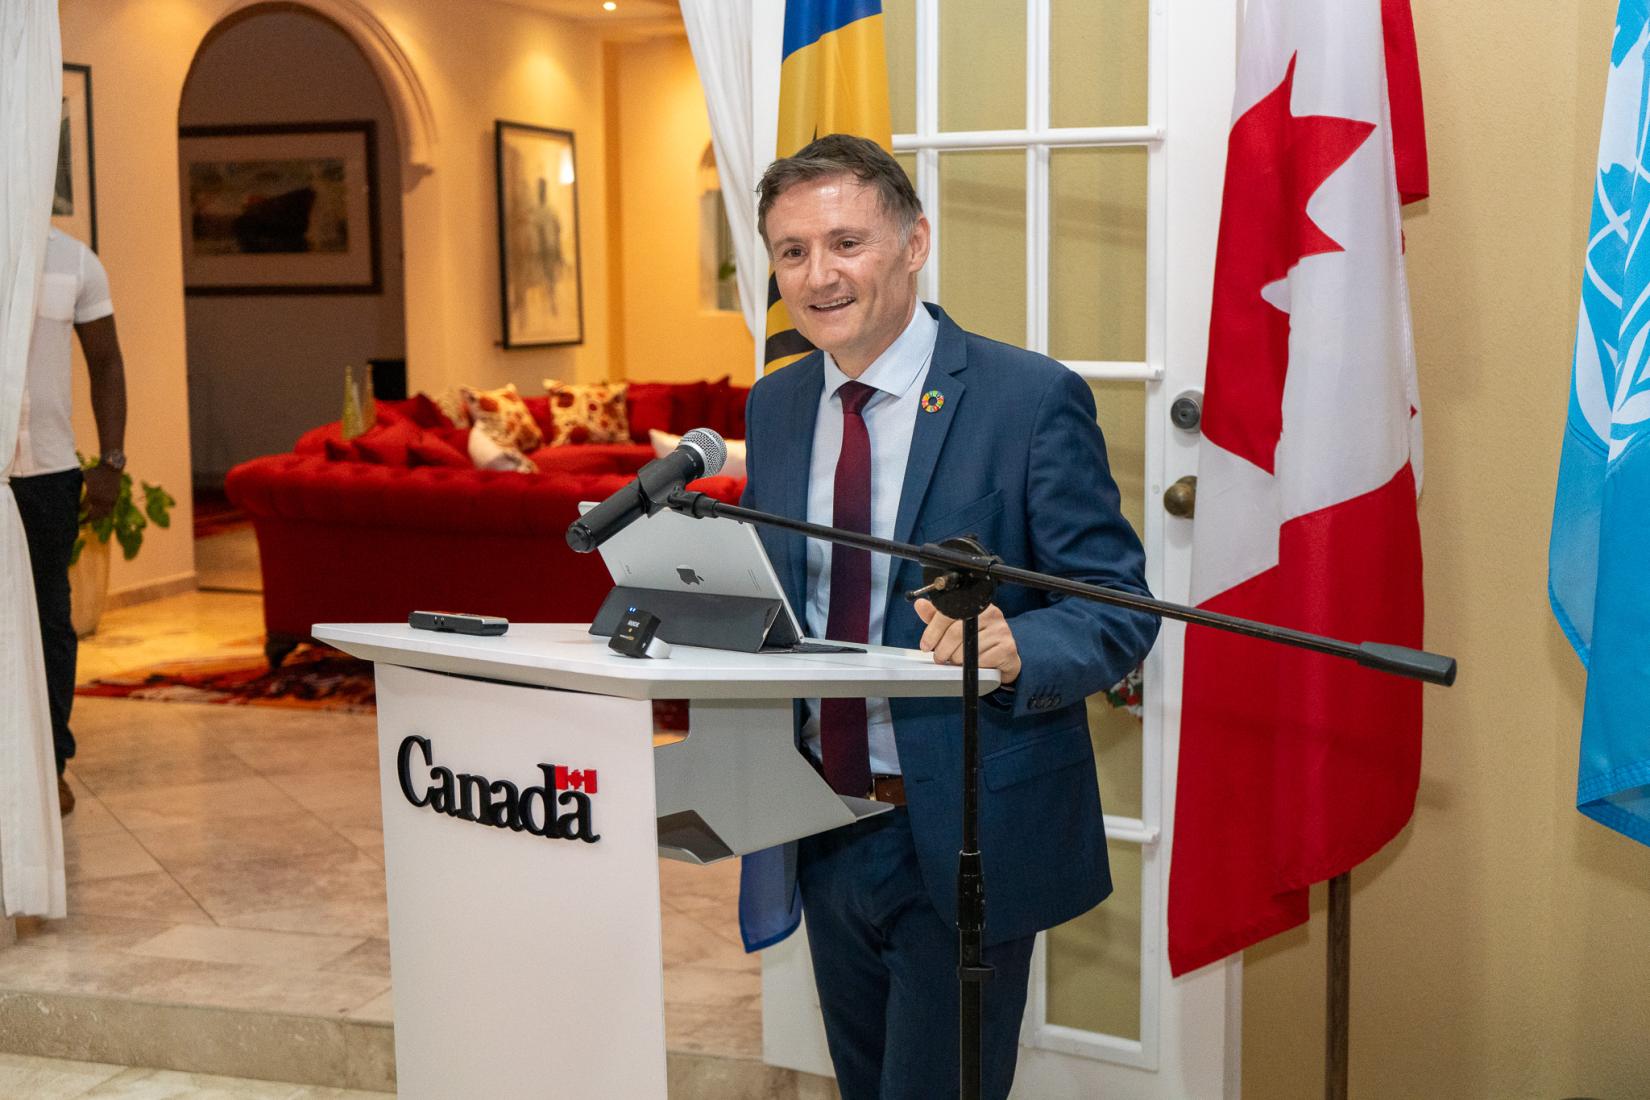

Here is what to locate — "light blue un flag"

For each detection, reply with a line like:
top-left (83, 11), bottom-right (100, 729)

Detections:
top-left (1551, 0), bottom-right (1650, 845)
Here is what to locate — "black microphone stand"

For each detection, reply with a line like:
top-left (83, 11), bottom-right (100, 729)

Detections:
top-left (656, 489), bottom-right (1456, 1100)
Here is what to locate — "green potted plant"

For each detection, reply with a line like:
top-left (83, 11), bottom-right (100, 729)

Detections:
top-left (68, 452), bottom-right (175, 636)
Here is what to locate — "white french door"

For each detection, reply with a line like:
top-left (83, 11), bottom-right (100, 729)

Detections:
top-left (747, 2), bottom-right (1242, 1095)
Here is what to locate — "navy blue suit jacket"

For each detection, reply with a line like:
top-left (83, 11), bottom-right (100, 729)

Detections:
top-left (738, 304), bottom-right (1159, 949)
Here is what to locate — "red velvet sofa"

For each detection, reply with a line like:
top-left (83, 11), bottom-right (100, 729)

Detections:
top-left (225, 381), bottom-right (747, 667)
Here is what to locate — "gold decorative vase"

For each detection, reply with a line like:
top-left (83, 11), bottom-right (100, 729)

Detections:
top-left (69, 535), bottom-right (111, 638)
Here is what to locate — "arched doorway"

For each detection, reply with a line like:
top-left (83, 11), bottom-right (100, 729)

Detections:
top-left (179, 3), bottom-right (407, 588)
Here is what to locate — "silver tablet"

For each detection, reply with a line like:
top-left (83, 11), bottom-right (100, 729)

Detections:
top-left (578, 502), bottom-right (807, 642)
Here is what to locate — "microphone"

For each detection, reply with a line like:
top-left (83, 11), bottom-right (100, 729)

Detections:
top-left (565, 427), bottom-right (727, 553)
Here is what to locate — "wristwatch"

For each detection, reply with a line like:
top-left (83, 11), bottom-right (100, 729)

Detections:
top-left (99, 449), bottom-right (127, 472)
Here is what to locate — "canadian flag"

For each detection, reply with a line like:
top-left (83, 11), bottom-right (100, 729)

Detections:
top-left (1167, 0), bottom-right (1429, 976)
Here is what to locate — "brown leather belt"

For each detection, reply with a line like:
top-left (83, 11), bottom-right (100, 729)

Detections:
top-left (869, 774), bottom-right (906, 805)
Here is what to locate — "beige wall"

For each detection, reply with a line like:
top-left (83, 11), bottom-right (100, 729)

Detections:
top-left (59, 0), bottom-right (614, 596)
top-left (1242, 3), bottom-right (1650, 1097)
top-left (609, 35), bottom-right (754, 385)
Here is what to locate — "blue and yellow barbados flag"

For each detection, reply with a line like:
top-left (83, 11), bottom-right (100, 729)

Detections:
top-left (1550, 1), bottom-right (1650, 847)
top-left (763, 0), bottom-right (894, 371)
top-left (741, 9), bottom-right (895, 957)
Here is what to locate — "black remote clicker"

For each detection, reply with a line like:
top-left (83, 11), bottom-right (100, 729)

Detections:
top-left (408, 610), bottom-right (510, 636)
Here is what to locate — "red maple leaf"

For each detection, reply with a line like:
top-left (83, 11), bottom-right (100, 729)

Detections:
top-left (1201, 54), bottom-right (1375, 475)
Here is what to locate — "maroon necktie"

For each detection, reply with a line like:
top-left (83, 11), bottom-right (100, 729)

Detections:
top-left (820, 380), bottom-right (875, 796)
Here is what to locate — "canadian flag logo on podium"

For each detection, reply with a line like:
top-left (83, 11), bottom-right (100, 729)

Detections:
top-left (1168, 0), bottom-right (1430, 976)
top-left (555, 766), bottom-right (599, 795)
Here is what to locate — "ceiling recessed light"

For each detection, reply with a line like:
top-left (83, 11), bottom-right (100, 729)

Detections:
top-left (602, 1), bottom-right (616, 9)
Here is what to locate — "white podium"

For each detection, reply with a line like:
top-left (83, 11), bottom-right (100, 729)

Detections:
top-left (314, 621), bottom-right (998, 1099)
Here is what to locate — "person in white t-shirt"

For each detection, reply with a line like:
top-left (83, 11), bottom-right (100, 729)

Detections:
top-left (13, 228), bottom-right (128, 816)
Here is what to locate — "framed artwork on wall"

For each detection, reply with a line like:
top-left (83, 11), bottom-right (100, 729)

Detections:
top-left (53, 63), bottom-right (98, 252)
top-left (178, 121), bottom-right (382, 295)
top-left (495, 121), bottom-right (584, 348)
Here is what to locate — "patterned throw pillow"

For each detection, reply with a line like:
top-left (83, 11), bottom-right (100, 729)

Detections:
top-left (462, 383), bottom-right (543, 452)
top-left (432, 388), bottom-right (472, 429)
top-left (541, 380), bottom-right (630, 446)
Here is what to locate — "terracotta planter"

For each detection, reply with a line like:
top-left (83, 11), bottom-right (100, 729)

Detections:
top-left (68, 535), bottom-right (111, 638)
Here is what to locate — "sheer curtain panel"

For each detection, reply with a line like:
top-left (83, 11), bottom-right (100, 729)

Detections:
top-left (0, 0), bottom-right (67, 918)
top-left (680, 0), bottom-right (764, 341)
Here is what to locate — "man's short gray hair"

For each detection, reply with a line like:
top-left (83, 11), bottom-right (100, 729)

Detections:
top-left (756, 133), bottom-right (922, 246)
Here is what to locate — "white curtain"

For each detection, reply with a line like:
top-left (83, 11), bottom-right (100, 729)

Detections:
top-left (0, 0), bottom-right (67, 919)
top-left (680, 0), bottom-right (765, 342)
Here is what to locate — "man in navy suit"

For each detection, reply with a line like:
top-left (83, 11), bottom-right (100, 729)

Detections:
top-left (741, 134), bottom-right (1159, 1100)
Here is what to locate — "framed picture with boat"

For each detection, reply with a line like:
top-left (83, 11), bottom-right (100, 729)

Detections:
top-left (179, 121), bottom-right (381, 295)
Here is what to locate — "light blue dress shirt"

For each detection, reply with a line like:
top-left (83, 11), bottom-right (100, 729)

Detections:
top-left (801, 303), bottom-right (939, 776)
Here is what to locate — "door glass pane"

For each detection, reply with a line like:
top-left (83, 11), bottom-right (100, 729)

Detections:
top-left (1090, 692), bottom-right (1143, 821)
top-left (885, 0), bottom-right (916, 135)
top-left (939, 0), bottom-right (1025, 132)
top-left (1088, 380), bottom-right (1145, 532)
top-left (1046, 838), bottom-right (1143, 1039)
top-left (939, 151), bottom-right (1025, 346)
top-left (1049, 147), bottom-right (1147, 363)
top-left (1087, 378), bottom-right (1145, 821)
top-left (1050, 0), bottom-right (1149, 128)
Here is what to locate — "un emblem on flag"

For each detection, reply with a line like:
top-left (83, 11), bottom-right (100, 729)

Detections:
top-left (1575, 20), bottom-right (1650, 463)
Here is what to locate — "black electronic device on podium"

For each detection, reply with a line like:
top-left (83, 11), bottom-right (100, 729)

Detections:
top-left (567, 430), bottom-right (1459, 1100)
top-left (591, 586), bottom-right (799, 651)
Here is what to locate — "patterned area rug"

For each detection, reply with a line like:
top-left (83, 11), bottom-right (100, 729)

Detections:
top-left (76, 644), bottom-right (376, 713)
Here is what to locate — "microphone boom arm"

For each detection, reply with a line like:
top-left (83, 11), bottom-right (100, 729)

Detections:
top-left (662, 489), bottom-right (1457, 686)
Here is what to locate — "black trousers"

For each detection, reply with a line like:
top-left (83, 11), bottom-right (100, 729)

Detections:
top-left (12, 468), bottom-right (82, 774)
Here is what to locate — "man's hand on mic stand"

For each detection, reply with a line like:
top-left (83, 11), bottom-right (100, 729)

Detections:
top-left (914, 599), bottom-right (1021, 685)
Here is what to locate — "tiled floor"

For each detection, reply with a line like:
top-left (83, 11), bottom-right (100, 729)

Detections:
top-left (0, 1051), bottom-right (385, 1098)
top-left (4, 585), bottom-right (760, 1071)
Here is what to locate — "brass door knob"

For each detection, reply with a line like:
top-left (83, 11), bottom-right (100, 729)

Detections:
top-left (1163, 475), bottom-right (1197, 518)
